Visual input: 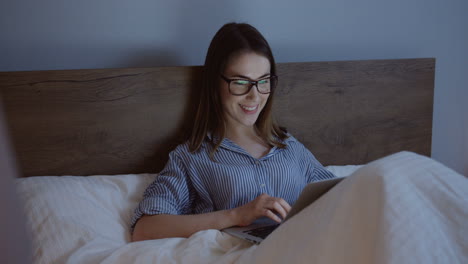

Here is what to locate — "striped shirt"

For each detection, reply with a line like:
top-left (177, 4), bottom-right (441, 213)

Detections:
top-left (131, 134), bottom-right (336, 228)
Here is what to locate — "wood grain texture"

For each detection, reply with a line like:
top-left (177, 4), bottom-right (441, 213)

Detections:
top-left (0, 58), bottom-right (435, 176)
top-left (274, 58), bottom-right (434, 165)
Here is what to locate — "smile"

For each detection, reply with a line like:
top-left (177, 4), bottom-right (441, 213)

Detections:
top-left (239, 104), bottom-right (258, 111)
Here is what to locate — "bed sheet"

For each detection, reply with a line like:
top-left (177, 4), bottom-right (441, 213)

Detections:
top-left (16, 152), bottom-right (467, 264)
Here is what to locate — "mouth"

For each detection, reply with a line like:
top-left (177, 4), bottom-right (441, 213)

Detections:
top-left (239, 104), bottom-right (259, 114)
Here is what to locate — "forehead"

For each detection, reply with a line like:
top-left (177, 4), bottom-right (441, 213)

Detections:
top-left (224, 52), bottom-right (271, 79)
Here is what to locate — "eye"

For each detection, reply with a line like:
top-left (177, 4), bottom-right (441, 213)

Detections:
top-left (233, 79), bottom-right (250, 85)
top-left (258, 79), bottom-right (270, 84)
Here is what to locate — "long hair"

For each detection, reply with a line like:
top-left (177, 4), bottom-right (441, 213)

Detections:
top-left (188, 22), bottom-right (288, 157)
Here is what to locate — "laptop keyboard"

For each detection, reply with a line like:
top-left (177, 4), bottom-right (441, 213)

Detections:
top-left (243, 224), bottom-right (280, 239)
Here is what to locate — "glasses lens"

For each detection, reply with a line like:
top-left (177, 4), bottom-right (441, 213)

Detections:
top-left (228, 76), bottom-right (277, 95)
top-left (257, 78), bottom-right (272, 93)
top-left (230, 79), bottom-right (251, 95)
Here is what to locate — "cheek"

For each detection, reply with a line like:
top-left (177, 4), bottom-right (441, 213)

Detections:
top-left (219, 87), bottom-right (237, 109)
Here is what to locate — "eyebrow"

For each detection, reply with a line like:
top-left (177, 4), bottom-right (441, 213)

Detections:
top-left (230, 73), bottom-right (271, 80)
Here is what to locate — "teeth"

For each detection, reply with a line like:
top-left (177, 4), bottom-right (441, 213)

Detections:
top-left (240, 105), bottom-right (257, 111)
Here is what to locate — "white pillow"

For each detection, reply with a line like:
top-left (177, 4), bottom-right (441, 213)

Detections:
top-left (16, 173), bottom-right (155, 264)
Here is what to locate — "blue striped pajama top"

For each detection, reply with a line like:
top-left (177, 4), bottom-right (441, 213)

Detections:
top-left (131, 134), bottom-right (336, 228)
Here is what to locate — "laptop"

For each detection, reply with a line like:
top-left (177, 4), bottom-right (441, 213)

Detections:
top-left (223, 176), bottom-right (344, 244)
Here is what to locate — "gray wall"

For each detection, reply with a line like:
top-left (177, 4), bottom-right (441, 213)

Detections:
top-left (1, 0), bottom-right (467, 175)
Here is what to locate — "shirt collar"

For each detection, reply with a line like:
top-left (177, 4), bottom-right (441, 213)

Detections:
top-left (205, 131), bottom-right (296, 158)
top-left (206, 132), bottom-right (295, 143)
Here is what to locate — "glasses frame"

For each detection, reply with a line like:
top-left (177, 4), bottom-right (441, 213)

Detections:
top-left (220, 74), bottom-right (278, 96)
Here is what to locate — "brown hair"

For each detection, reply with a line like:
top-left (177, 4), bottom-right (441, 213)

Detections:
top-left (188, 22), bottom-right (288, 157)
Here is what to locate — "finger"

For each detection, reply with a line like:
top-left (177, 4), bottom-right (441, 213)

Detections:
top-left (264, 209), bottom-right (282, 223)
top-left (269, 200), bottom-right (288, 220)
top-left (276, 198), bottom-right (292, 214)
top-left (257, 193), bottom-right (270, 201)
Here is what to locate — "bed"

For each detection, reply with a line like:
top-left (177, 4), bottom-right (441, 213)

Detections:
top-left (1, 58), bottom-right (467, 263)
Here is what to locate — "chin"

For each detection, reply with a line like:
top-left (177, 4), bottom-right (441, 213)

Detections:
top-left (239, 116), bottom-right (259, 127)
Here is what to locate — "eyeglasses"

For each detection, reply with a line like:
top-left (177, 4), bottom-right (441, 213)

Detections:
top-left (220, 74), bottom-right (278, 96)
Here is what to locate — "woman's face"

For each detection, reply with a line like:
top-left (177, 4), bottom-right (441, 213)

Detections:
top-left (220, 52), bottom-right (271, 130)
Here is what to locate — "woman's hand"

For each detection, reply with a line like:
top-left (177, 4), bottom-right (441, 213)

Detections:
top-left (231, 193), bottom-right (292, 227)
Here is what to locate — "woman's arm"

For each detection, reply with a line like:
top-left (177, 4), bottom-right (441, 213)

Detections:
top-left (132, 210), bottom-right (236, 241)
top-left (132, 193), bottom-right (291, 242)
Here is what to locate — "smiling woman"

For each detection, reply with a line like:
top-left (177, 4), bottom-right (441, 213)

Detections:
top-left (131, 22), bottom-right (336, 241)
top-left (188, 22), bottom-right (287, 158)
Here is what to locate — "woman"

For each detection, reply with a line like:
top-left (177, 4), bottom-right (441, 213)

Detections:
top-left (131, 22), bottom-right (335, 242)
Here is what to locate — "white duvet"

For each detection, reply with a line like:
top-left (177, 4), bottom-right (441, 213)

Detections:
top-left (16, 151), bottom-right (467, 264)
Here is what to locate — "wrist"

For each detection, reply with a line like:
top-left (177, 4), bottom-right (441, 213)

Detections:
top-left (225, 208), bottom-right (239, 227)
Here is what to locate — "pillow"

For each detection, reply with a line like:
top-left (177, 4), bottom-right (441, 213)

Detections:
top-left (16, 173), bottom-right (155, 264)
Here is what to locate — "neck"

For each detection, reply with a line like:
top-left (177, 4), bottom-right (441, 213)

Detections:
top-left (224, 122), bottom-right (258, 143)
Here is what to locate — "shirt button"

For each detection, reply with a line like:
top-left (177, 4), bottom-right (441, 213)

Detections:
top-left (255, 160), bottom-right (260, 165)
top-left (260, 183), bottom-right (266, 187)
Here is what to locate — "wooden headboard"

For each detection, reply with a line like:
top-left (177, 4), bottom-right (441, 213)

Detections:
top-left (0, 58), bottom-right (435, 177)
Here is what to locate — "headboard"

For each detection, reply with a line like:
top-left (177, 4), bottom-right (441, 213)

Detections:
top-left (0, 58), bottom-right (435, 177)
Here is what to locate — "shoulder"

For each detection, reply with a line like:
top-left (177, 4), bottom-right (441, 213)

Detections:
top-left (170, 141), bottom-right (196, 158)
top-left (280, 133), bottom-right (318, 157)
top-left (280, 132), bottom-right (301, 148)
top-left (169, 140), bottom-right (211, 161)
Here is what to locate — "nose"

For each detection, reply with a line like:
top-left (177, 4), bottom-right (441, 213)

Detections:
top-left (246, 84), bottom-right (260, 100)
